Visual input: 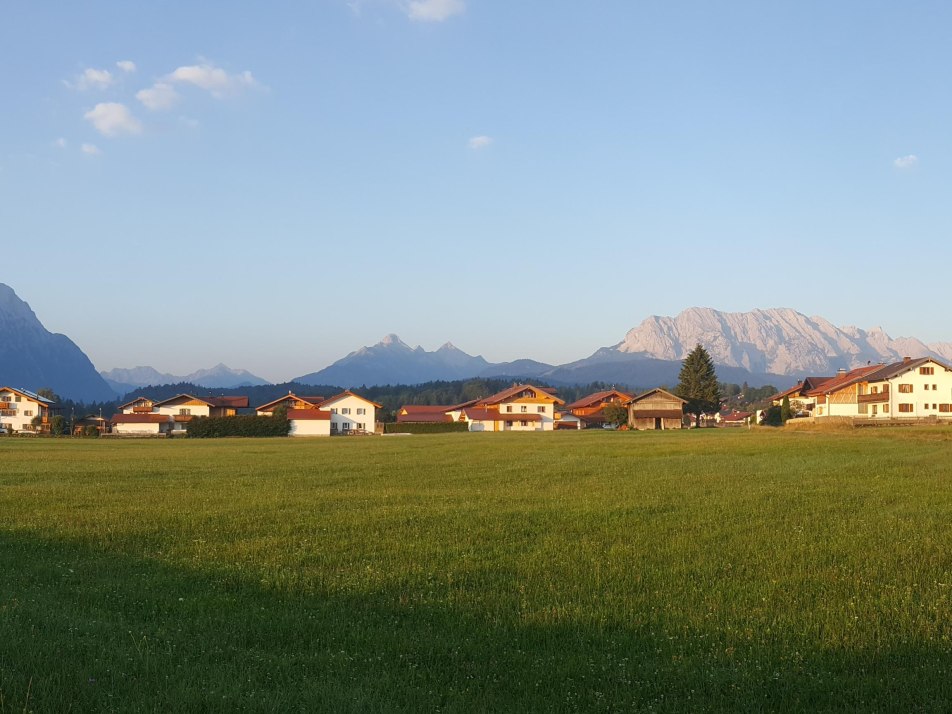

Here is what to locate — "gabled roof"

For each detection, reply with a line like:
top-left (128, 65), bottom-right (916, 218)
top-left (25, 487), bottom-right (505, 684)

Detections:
top-left (255, 393), bottom-right (325, 412)
top-left (864, 357), bottom-right (952, 382)
top-left (0, 387), bottom-right (55, 404)
top-left (396, 405), bottom-right (453, 423)
top-left (627, 388), bottom-right (687, 406)
top-left (770, 377), bottom-right (834, 402)
top-left (475, 384), bottom-right (565, 406)
top-left (805, 365), bottom-right (885, 396)
top-left (117, 396), bottom-right (155, 410)
top-left (564, 390), bottom-right (634, 410)
top-left (317, 390), bottom-right (383, 409)
top-left (720, 411), bottom-right (753, 422)
top-left (153, 394), bottom-right (249, 409)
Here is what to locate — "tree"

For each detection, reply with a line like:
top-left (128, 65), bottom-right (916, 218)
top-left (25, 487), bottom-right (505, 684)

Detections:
top-left (37, 388), bottom-right (60, 402)
top-left (602, 403), bottom-right (629, 428)
top-left (780, 395), bottom-right (793, 423)
top-left (676, 344), bottom-right (721, 427)
top-left (50, 414), bottom-right (65, 436)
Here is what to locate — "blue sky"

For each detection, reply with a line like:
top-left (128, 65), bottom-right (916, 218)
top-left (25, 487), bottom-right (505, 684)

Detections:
top-left (2, 1), bottom-right (950, 381)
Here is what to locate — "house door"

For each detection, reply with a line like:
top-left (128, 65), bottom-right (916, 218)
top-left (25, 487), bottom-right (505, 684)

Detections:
top-left (654, 417), bottom-right (662, 430)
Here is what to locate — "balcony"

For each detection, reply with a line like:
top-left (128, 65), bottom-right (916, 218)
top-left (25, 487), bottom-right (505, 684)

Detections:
top-left (857, 388), bottom-right (889, 404)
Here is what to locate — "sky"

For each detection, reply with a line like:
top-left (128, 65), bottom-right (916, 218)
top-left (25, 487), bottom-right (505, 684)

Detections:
top-left (2, 1), bottom-right (951, 382)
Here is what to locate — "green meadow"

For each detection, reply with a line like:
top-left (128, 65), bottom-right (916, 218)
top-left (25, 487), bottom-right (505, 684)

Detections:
top-left (1, 429), bottom-right (951, 712)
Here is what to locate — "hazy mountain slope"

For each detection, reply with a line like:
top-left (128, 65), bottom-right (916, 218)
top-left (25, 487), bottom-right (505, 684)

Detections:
top-left (102, 363), bottom-right (269, 392)
top-left (0, 284), bottom-right (115, 402)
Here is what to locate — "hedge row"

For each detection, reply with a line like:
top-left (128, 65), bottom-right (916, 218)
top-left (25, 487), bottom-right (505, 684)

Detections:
top-left (187, 416), bottom-right (291, 438)
top-left (383, 422), bottom-right (469, 434)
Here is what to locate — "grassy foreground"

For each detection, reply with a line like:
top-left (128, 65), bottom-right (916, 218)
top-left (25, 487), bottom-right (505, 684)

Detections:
top-left (1, 429), bottom-right (951, 712)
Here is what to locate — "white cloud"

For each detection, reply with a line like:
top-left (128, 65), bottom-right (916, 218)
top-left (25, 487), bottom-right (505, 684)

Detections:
top-left (468, 135), bottom-right (493, 150)
top-left (83, 102), bottom-right (143, 137)
top-left (116, 60), bottom-right (137, 74)
top-left (81, 143), bottom-right (102, 155)
top-left (53, 137), bottom-right (67, 149)
top-left (72, 67), bottom-right (114, 90)
top-left (893, 154), bottom-right (918, 169)
top-left (166, 62), bottom-right (260, 98)
top-left (136, 82), bottom-right (180, 111)
top-left (407, 0), bottom-right (465, 22)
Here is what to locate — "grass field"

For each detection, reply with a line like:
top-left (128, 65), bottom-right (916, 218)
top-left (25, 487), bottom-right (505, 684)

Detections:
top-left (2, 428), bottom-right (951, 712)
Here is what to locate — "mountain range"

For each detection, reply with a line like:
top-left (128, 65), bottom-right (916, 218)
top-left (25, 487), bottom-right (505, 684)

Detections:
top-left (0, 284), bottom-right (115, 402)
top-left (101, 364), bottom-right (269, 394)
top-left (3, 279), bottom-right (950, 401)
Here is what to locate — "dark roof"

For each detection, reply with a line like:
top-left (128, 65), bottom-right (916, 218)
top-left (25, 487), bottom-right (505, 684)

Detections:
top-left (255, 393), bottom-right (324, 412)
top-left (627, 388), bottom-right (686, 406)
top-left (153, 394), bottom-right (249, 409)
top-left (476, 384), bottom-right (565, 406)
top-left (805, 365), bottom-right (885, 396)
top-left (0, 387), bottom-right (55, 404)
top-left (117, 397), bottom-right (154, 410)
top-left (318, 391), bottom-right (383, 409)
top-left (865, 357), bottom-right (952, 382)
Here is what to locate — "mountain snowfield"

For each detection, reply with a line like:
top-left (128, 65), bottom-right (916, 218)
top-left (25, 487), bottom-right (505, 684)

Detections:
top-left (615, 307), bottom-right (952, 375)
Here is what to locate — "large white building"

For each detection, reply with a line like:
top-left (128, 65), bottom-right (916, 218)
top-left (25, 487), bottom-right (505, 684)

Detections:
top-left (253, 390), bottom-right (381, 437)
top-left (445, 384), bottom-right (564, 432)
top-left (0, 387), bottom-right (55, 433)
top-left (809, 357), bottom-right (952, 420)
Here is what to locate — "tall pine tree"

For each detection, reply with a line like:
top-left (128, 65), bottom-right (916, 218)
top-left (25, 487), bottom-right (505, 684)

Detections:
top-left (676, 344), bottom-right (721, 427)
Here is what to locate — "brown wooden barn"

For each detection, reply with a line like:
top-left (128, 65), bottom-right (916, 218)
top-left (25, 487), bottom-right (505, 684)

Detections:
top-left (626, 388), bottom-right (686, 430)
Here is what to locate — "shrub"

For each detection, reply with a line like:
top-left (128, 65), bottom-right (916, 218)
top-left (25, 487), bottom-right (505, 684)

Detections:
top-left (384, 422), bottom-right (469, 434)
top-left (187, 415), bottom-right (291, 438)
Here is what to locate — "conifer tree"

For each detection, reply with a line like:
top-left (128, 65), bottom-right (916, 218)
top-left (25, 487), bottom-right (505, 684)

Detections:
top-left (780, 395), bottom-right (793, 423)
top-left (676, 344), bottom-right (721, 427)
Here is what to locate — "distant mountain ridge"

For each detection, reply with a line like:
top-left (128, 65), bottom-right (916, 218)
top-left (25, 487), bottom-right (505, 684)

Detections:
top-left (0, 284), bottom-right (115, 402)
top-left (102, 363), bottom-right (269, 394)
top-left (614, 307), bottom-right (952, 375)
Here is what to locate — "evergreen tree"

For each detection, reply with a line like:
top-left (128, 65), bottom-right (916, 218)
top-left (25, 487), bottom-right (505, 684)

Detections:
top-left (780, 395), bottom-right (793, 423)
top-left (676, 344), bottom-right (721, 427)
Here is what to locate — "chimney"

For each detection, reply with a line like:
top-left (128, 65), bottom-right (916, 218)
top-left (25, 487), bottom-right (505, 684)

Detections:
top-left (837, 368), bottom-right (846, 375)
top-left (903, 356), bottom-right (911, 363)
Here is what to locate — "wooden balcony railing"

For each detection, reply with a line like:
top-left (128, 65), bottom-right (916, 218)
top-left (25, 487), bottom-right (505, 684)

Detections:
top-left (857, 388), bottom-right (889, 404)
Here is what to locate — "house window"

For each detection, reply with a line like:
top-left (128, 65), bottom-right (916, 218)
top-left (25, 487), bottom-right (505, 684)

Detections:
top-left (898, 403), bottom-right (913, 413)
top-left (883, 403), bottom-right (890, 412)
top-left (356, 408), bottom-right (365, 415)
top-left (898, 384), bottom-right (913, 393)
top-left (933, 385), bottom-right (938, 391)
top-left (520, 420), bottom-right (528, 427)
top-left (14, 395), bottom-right (21, 402)
top-left (506, 406), bottom-right (512, 413)
top-left (920, 367), bottom-right (934, 375)
top-left (940, 404), bottom-right (951, 413)
top-left (341, 408), bottom-right (351, 415)
top-left (356, 422), bottom-right (365, 430)
top-left (871, 404), bottom-right (878, 415)
top-left (24, 410), bottom-right (33, 417)
top-left (520, 405), bottom-right (527, 413)
top-left (179, 408), bottom-right (191, 415)
top-left (871, 386), bottom-right (879, 394)
top-left (537, 406), bottom-right (545, 413)
top-left (330, 408), bottom-right (337, 414)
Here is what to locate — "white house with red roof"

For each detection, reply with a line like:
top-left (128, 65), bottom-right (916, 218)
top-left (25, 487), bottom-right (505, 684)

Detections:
top-left (446, 384), bottom-right (564, 432)
top-left (252, 389), bottom-right (381, 436)
top-left (0, 386), bottom-right (55, 433)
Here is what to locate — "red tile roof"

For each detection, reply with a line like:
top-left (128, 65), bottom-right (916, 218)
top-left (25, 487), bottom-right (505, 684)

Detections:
top-left (396, 405), bottom-right (453, 423)
top-left (110, 413), bottom-right (169, 424)
top-left (255, 394), bottom-right (324, 412)
top-left (564, 390), bottom-right (634, 410)
top-left (475, 384), bottom-right (565, 406)
top-left (287, 408), bottom-right (331, 421)
top-left (627, 388), bottom-right (686, 405)
top-left (804, 365), bottom-right (883, 396)
top-left (153, 394), bottom-right (249, 409)
top-left (117, 397), bottom-right (154, 410)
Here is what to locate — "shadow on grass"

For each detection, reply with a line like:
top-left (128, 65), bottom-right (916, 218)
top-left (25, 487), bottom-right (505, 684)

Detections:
top-left (1, 531), bottom-right (950, 712)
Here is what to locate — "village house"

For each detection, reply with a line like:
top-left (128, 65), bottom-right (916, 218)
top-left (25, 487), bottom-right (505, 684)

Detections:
top-left (0, 387), bottom-right (55, 433)
top-left (254, 390), bottom-right (381, 436)
top-left (810, 357), bottom-right (952, 420)
top-left (111, 394), bottom-right (249, 435)
top-left (770, 376), bottom-right (834, 416)
top-left (626, 388), bottom-right (686, 430)
top-left (445, 384), bottom-right (564, 432)
top-left (564, 389), bottom-right (634, 428)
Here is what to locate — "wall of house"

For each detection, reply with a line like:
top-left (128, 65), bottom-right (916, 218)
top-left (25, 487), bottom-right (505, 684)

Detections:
top-left (156, 401), bottom-right (211, 418)
top-left (497, 400), bottom-right (555, 430)
top-left (886, 362), bottom-right (952, 418)
top-left (323, 395), bottom-right (376, 433)
top-left (290, 419), bottom-right (331, 437)
top-left (0, 391), bottom-right (48, 432)
top-left (113, 422), bottom-right (164, 435)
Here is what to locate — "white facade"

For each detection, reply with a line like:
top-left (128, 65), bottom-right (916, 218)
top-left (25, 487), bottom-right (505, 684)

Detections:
top-left (860, 360), bottom-right (952, 419)
top-left (113, 421), bottom-right (164, 435)
top-left (321, 393), bottom-right (378, 434)
top-left (495, 400), bottom-right (556, 430)
top-left (289, 417), bottom-right (332, 437)
top-left (0, 388), bottom-right (53, 432)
